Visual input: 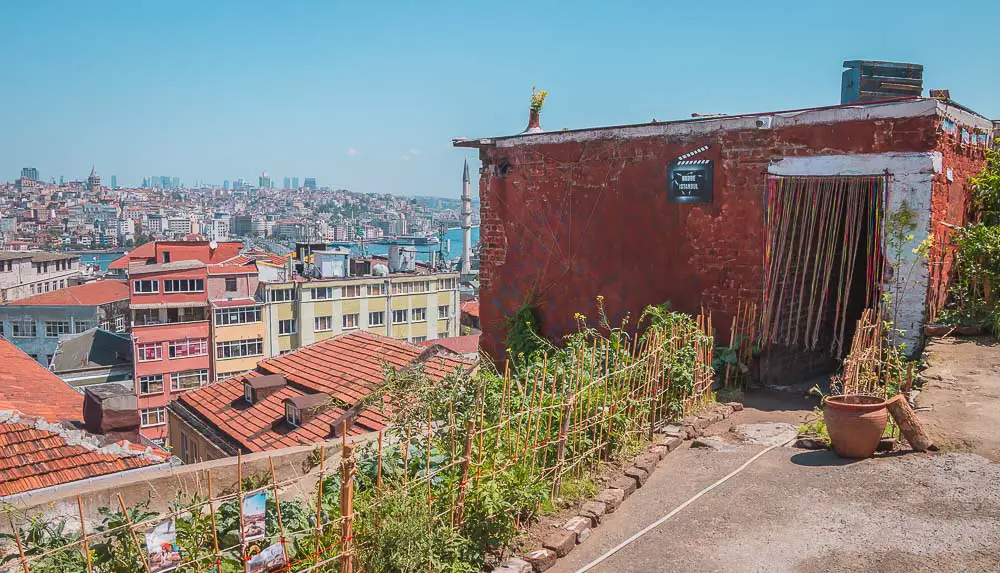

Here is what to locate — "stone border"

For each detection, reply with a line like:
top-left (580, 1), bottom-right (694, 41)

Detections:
top-left (492, 402), bottom-right (744, 572)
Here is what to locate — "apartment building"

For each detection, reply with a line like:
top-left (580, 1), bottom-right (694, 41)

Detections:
top-left (260, 251), bottom-right (461, 358)
top-left (209, 262), bottom-right (265, 381)
top-left (0, 251), bottom-right (81, 303)
top-left (130, 260), bottom-right (212, 444)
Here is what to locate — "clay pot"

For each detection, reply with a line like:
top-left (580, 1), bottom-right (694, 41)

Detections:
top-left (524, 108), bottom-right (542, 133)
top-left (823, 395), bottom-right (889, 459)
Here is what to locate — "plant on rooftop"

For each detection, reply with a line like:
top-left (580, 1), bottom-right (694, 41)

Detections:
top-left (529, 86), bottom-right (548, 113)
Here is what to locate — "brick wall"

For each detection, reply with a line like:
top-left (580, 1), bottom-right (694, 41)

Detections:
top-left (476, 115), bottom-right (941, 362)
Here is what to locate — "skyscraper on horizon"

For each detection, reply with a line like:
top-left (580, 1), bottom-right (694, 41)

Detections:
top-left (292, 176), bottom-right (299, 189)
top-left (304, 177), bottom-right (317, 190)
top-left (283, 177), bottom-right (291, 190)
top-left (111, 175), bottom-right (117, 189)
top-left (20, 167), bottom-right (38, 181)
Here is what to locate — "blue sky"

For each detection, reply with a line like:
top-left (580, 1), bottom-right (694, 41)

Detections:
top-left (2, 1), bottom-right (997, 196)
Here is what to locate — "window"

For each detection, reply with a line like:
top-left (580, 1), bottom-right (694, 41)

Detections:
top-left (59, 279), bottom-right (65, 289)
top-left (438, 278), bottom-right (458, 291)
top-left (438, 305), bottom-right (451, 319)
top-left (368, 311), bottom-right (385, 326)
top-left (411, 336), bottom-right (427, 343)
top-left (170, 369), bottom-right (209, 391)
top-left (278, 319), bottom-right (296, 335)
top-left (140, 407), bottom-right (166, 428)
top-left (343, 285), bottom-right (362, 298)
top-left (244, 383), bottom-right (254, 403)
top-left (30, 284), bottom-right (35, 294)
top-left (74, 320), bottom-right (95, 333)
top-left (168, 338), bottom-right (208, 359)
top-left (133, 308), bottom-right (160, 326)
top-left (218, 370), bottom-right (245, 381)
top-left (115, 315), bottom-right (127, 332)
top-left (438, 331), bottom-right (450, 339)
top-left (392, 309), bottom-right (408, 324)
top-left (391, 281), bottom-right (430, 295)
top-left (180, 432), bottom-right (199, 464)
top-left (11, 320), bottom-right (36, 338)
top-left (315, 316), bottom-right (332, 332)
top-left (134, 280), bottom-right (159, 293)
top-left (167, 306), bottom-right (206, 323)
top-left (44, 321), bottom-right (70, 338)
top-left (137, 342), bottom-right (163, 361)
top-left (312, 287), bottom-right (333, 300)
top-left (368, 283), bottom-right (386, 297)
top-left (163, 279), bottom-right (204, 293)
top-left (269, 288), bottom-right (295, 302)
top-left (139, 374), bottom-right (164, 396)
top-left (412, 307), bottom-right (427, 322)
top-left (216, 338), bottom-right (264, 359)
top-left (215, 305), bottom-right (262, 326)
top-left (285, 402), bottom-right (300, 426)
top-left (162, 252), bottom-right (171, 263)
top-left (342, 313), bottom-right (359, 330)
top-left (44, 282), bottom-right (50, 292)
top-left (224, 277), bottom-right (238, 292)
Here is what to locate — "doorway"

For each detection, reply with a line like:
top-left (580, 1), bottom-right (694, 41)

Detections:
top-left (758, 174), bottom-right (888, 384)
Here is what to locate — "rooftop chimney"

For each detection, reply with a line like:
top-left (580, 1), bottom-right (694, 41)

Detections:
top-left (83, 383), bottom-right (140, 442)
top-left (244, 374), bottom-right (287, 404)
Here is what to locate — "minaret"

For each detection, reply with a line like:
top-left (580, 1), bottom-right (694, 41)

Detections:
top-left (460, 159), bottom-right (473, 275)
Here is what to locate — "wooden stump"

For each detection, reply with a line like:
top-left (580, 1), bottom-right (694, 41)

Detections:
top-left (887, 395), bottom-right (934, 452)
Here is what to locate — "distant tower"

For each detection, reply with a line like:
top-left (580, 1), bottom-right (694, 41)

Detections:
top-left (460, 159), bottom-right (473, 275)
top-left (87, 166), bottom-right (101, 193)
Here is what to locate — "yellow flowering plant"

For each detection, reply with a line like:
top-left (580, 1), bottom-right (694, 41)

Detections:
top-left (530, 86), bottom-right (548, 113)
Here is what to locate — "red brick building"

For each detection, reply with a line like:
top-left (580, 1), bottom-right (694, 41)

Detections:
top-left (456, 97), bottom-right (994, 380)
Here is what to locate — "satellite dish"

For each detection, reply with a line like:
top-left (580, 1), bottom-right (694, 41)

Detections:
top-left (209, 240), bottom-right (218, 249)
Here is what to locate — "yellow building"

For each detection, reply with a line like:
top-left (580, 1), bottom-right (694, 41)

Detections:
top-left (208, 266), bottom-right (267, 380)
top-left (261, 261), bottom-right (460, 358)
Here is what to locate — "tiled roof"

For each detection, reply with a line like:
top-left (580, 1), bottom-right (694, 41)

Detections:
top-left (418, 334), bottom-right (480, 356)
top-left (8, 280), bottom-right (129, 306)
top-left (0, 338), bottom-right (84, 423)
top-left (0, 413), bottom-right (170, 497)
top-left (461, 299), bottom-right (479, 318)
top-left (176, 331), bottom-right (475, 453)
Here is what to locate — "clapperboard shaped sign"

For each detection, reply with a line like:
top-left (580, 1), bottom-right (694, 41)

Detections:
top-left (667, 145), bottom-right (714, 203)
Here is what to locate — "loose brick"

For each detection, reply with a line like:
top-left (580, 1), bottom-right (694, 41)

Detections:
top-left (493, 558), bottom-right (532, 573)
top-left (662, 424), bottom-right (686, 439)
top-left (634, 454), bottom-right (658, 474)
top-left (624, 466), bottom-right (649, 487)
top-left (664, 436), bottom-right (683, 451)
top-left (596, 488), bottom-right (625, 513)
top-left (523, 549), bottom-right (557, 572)
top-left (579, 501), bottom-right (607, 526)
top-left (685, 425), bottom-right (703, 439)
top-left (543, 530), bottom-right (577, 557)
top-left (562, 516), bottom-right (592, 543)
top-left (649, 444), bottom-right (669, 459)
top-left (717, 404), bottom-right (735, 418)
top-left (609, 476), bottom-right (636, 497)
top-left (727, 401), bottom-right (745, 412)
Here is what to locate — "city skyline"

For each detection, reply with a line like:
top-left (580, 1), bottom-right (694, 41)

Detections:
top-left (2, 1), bottom-right (999, 197)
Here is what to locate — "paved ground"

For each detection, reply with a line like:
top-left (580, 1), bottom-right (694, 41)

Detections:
top-left (549, 384), bottom-right (1000, 573)
top-left (917, 336), bottom-right (1000, 462)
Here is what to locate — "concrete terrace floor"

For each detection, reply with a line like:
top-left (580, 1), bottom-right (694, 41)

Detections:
top-left (548, 378), bottom-right (1000, 572)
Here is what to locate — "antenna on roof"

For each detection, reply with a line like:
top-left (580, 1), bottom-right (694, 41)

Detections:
top-left (209, 240), bottom-right (218, 250)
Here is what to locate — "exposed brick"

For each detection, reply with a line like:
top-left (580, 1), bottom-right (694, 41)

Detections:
top-left (717, 404), bottom-right (735, 418)
top-left (543, 530), bottom-right (577, 557)
top-left (727, 402), bottom-right (745, 412)
top-left (649, 444), bottom-right (669, 459)
top-left (597, 488), bottom-right (625, 513)
top-left (609, 476), bottom-right (636, 497)
top-left (523, 549), bottom-right (557, 572)
top-left (493, 559), bottom-right (532, 573)
top-left (634, 454), bottom-right (658, 474)
top-left (624, 466), bottom-right (649, 487)
top-left (562, 516), bottom-right (592, 543)
top-left (664, 436), bottom-right (684, 451)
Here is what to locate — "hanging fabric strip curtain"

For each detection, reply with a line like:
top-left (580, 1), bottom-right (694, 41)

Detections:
top-left (760, 174), bottom-right (889, 357)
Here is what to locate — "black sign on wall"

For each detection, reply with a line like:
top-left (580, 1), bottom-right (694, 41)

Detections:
top-left (668, 145), bottom-right (714, 203)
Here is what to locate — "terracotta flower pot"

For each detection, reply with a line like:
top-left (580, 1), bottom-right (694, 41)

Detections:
top-left (524, 108), bottom-right (542, 133)
top-left (823, 394), bottom-right (889, 459)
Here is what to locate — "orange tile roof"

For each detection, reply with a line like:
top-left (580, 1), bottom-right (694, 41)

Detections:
top-left (0, 414), bottom-right (170, 497)
top-left (176, 331), bottom-right (475, 453)
top-left (8, 280), bottom-right (129, 306)
top-left (460, 299), bottom-right (479, 318)
top-left (418, 334), bottom-right (480, 356)
top-left (0, 339), bottom-right (84, 423)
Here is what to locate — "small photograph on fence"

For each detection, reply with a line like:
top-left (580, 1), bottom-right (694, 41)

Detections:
top-left (145, 518), bottom-right (181, 573)
top-left (245, 542), bottom-right (286, 573)
top-left (242, 491), bottom-right (267, 542)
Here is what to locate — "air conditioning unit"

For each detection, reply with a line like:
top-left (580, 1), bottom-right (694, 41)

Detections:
top-left (755, 116), bottom-right (773, 129)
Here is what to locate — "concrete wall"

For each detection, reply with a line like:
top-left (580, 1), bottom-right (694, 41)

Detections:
top-left (0, 433), bottom-right (377, 535)
top-left (0, 305), bottom-right (101, 365)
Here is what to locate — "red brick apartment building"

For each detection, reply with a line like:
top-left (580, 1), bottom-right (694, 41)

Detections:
top-left (117, 241), bottom-right (242, 443)
top-left (456, 96), bottom-right (995, 382)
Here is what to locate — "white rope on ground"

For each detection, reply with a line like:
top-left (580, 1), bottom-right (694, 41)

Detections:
top-left (575, 438), bottom-right (794, 573)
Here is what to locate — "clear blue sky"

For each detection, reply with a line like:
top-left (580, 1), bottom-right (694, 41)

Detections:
top-left (2, 0), bottom-right (997, 196)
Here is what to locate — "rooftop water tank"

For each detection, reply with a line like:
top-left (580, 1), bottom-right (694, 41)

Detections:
top-left (841, 60), bottom-right (923, 104)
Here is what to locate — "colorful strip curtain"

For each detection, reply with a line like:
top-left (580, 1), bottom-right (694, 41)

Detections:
top-left (761, 174), bottom-right (888, 357)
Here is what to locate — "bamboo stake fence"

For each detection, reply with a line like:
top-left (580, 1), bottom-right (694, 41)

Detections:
top-left (4, 311), bottom-right (719, 572)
